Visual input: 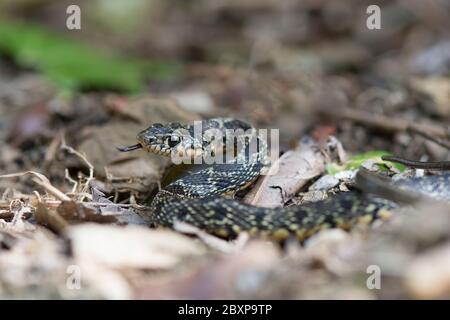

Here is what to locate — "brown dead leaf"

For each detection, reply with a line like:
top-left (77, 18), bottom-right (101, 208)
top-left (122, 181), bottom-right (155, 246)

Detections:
top-left (57, 201), bottom-right (117, 224)
top-left (244, 136), bottom-right (326, 207)
top-left (68, 223), bottom-right (205, 270)
top-left (34, 202), bottom-right (68, 234)
top-left (89, 187), bottom-right (148, 225)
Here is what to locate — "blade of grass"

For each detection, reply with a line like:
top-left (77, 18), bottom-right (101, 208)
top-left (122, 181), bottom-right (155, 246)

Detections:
top-left (0, 20), bottom-right (181, 92)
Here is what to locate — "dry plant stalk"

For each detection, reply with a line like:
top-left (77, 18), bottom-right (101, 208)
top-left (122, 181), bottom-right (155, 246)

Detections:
top-left (0, 171), bottom-right (71, 201)
top-left (61, 135), bottom-right (94, 202)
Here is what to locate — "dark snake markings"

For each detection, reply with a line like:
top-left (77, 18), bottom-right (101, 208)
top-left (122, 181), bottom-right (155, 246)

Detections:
top-left (119, 118), bottom-right (450, 242)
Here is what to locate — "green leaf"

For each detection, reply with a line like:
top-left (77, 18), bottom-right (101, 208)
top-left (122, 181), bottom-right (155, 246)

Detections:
top-left (326, 150), bottom-right (406, 174)
top-left (0, 20), bottom-right (181, 92)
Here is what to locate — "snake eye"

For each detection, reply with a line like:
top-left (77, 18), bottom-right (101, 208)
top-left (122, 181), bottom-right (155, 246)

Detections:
top-left (168, 135), bottom-right (180, 147)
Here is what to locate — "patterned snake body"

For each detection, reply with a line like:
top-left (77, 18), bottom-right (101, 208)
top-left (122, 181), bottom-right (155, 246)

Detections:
top-left (118, 118), bottom-right (450, 241)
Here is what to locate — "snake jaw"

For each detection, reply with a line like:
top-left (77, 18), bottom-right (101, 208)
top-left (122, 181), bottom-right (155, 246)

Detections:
top-left (142, 144), bottom-right (171, 156)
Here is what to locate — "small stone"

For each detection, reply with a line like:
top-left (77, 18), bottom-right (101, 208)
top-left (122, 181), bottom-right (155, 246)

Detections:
top-left (309, 175), bottom-right (339, 191)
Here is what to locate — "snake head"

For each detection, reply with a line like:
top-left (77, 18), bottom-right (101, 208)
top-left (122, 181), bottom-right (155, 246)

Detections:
top-left (118, 122), bottom-right (204, 158)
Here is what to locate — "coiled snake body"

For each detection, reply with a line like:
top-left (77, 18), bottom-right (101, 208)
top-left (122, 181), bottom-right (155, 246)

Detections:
top-left (118, 118), bottom-right (450, 241)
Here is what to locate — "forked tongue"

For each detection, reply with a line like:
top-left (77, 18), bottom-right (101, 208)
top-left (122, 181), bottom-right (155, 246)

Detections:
top-left (116, 144), bottom-right (142, 152)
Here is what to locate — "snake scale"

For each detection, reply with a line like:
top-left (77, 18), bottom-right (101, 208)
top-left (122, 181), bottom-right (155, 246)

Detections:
top-left (118, 118), bottom-right (450, 241)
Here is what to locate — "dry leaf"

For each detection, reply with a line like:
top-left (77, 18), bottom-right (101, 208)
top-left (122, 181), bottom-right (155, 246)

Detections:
top-left (135, 240), bottom-right (280, 299)
top-left (89, 187), bottom-right (148, 225)
top-left (57, 201), bottom-right (117, 224)
top-left (244, 136), bottom-right (326, 207)
top-left (68, 223), bottom-right (205, 270)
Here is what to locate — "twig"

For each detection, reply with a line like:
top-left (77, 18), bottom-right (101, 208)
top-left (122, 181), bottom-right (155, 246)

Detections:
top-left (407, 126), bottom-right (450, 150)
top-left (33, 190), bottom-right (42, 202)
top-left (0, 171), bottom-right (71, 201)
top-left (355, 168), bottom-right (423, 204)
top-left (61, 136), bottom-right (94, 201)
top-left (65, 168), bottom-right (78, 194)
top-left (31, 177), bottom-right (71, 201)
top-left (1, 198), bottom-right (148, 211)
top-left (66, 192), bottom-right (93, 200)
top-left (320, 107), bottom-right (450, 138)
top-left (10, 199), bottom-right (30, 226)
top-left (382, 156), bottom-right (450, 170)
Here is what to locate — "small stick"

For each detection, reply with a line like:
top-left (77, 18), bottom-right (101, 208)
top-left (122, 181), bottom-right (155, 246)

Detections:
top-left (355, 168), bottom-right (422, 204)
top-left (0, 171), bottom-right (71, 202)
top-left (61, 136), bottom-right (94, 201)
top-left (382, 156), bottom-right (450, 170)
top-left (407, 126), bottom-right (450, 151)
top-left (65, 168), bottom-right (78, 194)
top-left (320, 107), bottom-right (449, 138)
top-left (31, 177), bottom-right (72, 201)
top-left (116, 144), bottom-right (142, 152)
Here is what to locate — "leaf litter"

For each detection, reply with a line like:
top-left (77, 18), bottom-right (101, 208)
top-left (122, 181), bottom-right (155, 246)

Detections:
top-left (1, 0), bottom-right (450, 300)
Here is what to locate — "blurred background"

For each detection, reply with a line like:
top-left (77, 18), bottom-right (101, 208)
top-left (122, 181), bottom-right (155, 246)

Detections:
top-left (1, 0), bottom-right (450, 149)
top-left (1, 0), bottom-right (450, 299)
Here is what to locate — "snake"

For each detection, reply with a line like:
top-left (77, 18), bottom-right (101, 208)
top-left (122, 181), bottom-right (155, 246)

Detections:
top-left (118, 118), bottom-right (450, 242)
